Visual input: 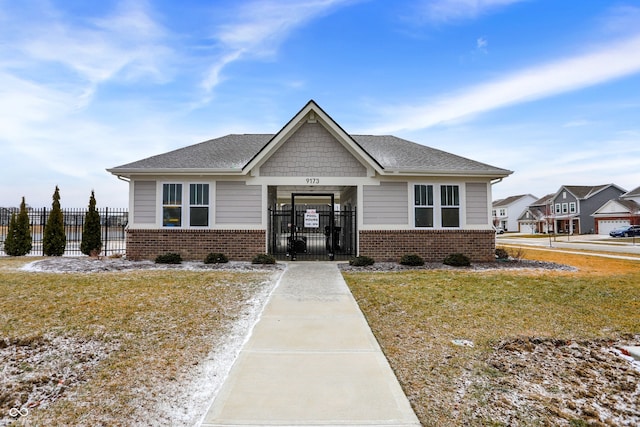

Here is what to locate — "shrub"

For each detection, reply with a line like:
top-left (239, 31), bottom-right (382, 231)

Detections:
top-left (443, 253), bottom-right (471, 267)
top-left (204, 252), bottom-right (228, 264)
top-left (3, 197), bottom-right (32, 256)
top-left (155, 252), bottom-right (182, 264)
top-left (400, 254), bottom-right (424, 266)
top-left (43, 186), bottom-right (66, 256)
top-left (495, 248), bottom-right (509, 260)
top-left (81, 191), bottom-right (102, 256)
top-left (252, 254), bottom-right (276, 264)
top-left (507, 246), bottom-right (526, 261)
top-left (349, 256), bottom-right (375, 267)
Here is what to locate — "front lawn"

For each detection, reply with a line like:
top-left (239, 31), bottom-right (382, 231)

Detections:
top-left (343, 249), bottom-right (640, 426)
top-left (0, 260), bottom-right (277, 426)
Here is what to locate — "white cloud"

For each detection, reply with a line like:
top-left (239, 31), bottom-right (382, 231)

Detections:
top-left (417, 0), bottom-right (526, 23)
top-left (201, 0), bottom-right (355, 93)
top-left (19, 2), bottom-right (172, 86)
top-left (370, 34), bottom-right (640, 133)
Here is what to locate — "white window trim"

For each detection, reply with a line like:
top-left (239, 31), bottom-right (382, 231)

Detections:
top-left (411, 182), bottom-right (463, 229)
top-left (159, 181), bottom-right (213, 228)
top-left (413, 184), bottom-right (434, 228)
top-left (188, 182), bottom-right (212, 228)
top-left (161, 182), bottom-right (183, 227)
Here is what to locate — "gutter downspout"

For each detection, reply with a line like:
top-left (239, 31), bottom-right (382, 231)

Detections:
top-left (490, 178), bottom-right (503, 231)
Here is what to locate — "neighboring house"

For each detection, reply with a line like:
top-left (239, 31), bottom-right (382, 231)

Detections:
top-left (591, 186), bottom-right (640, 234)
top-left (550, 184), bottom-right (626, 234)
top-left (491, 194), bottom-right (537, 232)
top-left (107, 100), bottom-right (512, 262)
top-left (517, 193), bottom-right (555, 234)
top-left (621, 186), bottom-right (640, 204)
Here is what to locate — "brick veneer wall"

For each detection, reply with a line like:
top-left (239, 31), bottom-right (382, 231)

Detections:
top-left (359, 230), bottom-right (496, 262)
top-left (126, 229), bottom-right (266, 261)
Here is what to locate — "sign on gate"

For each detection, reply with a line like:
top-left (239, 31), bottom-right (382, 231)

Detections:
top-left (304, 209), bottom-right (319, 228)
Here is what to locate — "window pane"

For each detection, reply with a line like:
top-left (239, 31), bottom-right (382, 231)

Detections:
top-left (190, 207), bottom-right (208, 226)
top-left (190, 184), bottom-right (209, 205)
top-left (442, 207), bottom-right (459, 227)
top-left (415, 207), bottom-right (433, 227)
top-left (414, 185), bottom-right (433, 206)
top-left (441, 185), bottom-right (459, 206)
top-left (163, 207), bottom-right (181, 227)
top-left (190, 184), bottom-right (196, 205)
top-left (163, 184), bottom-right (182, 205)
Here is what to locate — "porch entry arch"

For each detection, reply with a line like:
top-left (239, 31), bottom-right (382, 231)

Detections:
top-left (268, 192), bottom-right (356, 261)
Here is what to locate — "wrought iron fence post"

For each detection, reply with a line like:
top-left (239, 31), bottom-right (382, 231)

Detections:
top-left (103, 207), bottom-right (109, 256)
top-left (41, 207), bottom-right (47, 256)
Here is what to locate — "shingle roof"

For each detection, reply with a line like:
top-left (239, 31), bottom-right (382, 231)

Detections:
top-left (111, 134), bottom-right (272, 170)
top-left (623, 186), bottom-right (640, 198)
top-left (530, 193), bottom-right (555, 206)
top-left (109, 133), bottom-right (512, 176)
top-left (563, 185), bottom-right (611, 199)
top-left (492, 194), bottom-right (536, 208)
top-left (353, 135), bottom-right (508, 173)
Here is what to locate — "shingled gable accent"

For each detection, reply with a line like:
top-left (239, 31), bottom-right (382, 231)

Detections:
top-left (241, 99), bottom-right (384, 176)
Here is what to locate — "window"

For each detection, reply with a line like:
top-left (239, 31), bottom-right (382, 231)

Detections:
top-left (555, 203), bottom-right (561, 214)
top-left (499, 208), bottom-right (506, 217)
top-left (414, 184), bottom-right (433, 227)
top-left (189, 184), bottom-right (209, 226)
top-left (562, 203), bottom-right (568, 214)
top-left (569, 202), bottom-right (576, 214)
top-left (441, 185), bottom-right (460, 227)
top-left (163, 184), bottom-right (182, 226)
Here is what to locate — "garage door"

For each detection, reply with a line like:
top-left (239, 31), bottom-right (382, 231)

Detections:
top-left (597, 219), bottom-right (630, 235)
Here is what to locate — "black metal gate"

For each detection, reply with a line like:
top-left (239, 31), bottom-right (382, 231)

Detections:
top-left (268, 203), bottom-right (356, 261)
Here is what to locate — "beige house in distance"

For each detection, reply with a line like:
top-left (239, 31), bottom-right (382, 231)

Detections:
top-left (108, 100), bottom-right (512, 262)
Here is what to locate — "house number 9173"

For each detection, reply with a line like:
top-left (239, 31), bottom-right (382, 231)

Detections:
top-left (306, 178), bottom-right (320, 184)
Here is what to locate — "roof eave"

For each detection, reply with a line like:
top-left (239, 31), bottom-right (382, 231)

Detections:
top-left (106, 167), bottom-right (245, 177)
top-left (382, 168), bottom-right (513, 178)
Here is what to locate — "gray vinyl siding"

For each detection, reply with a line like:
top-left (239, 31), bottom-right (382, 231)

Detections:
top-left (133, 181), bottom-right (156, 224)
top-left (465, 183), bottom-right (488, 225)
top-left (216, 181), bottom-right (262, 224)
top-left (363, 182), bottom-right (408, 225)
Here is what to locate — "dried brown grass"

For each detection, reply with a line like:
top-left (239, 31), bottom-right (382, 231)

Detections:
top-left (0, 258), bottom-right (274, 425)
top-left (343, 250), bottom-right (640, 426)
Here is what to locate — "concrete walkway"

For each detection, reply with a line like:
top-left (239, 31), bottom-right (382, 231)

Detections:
top-left (200, 262), bottom-right (420, 427)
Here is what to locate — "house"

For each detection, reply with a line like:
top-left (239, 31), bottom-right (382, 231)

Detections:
top-left (591, 186), bottom-right (640, 234)
top-left (491, 194), bottom-right (537, 232)
top-left (107, 100), bottom-right (512, 262)
top-left (517, 193), bottom-right (555, 234)
top-left (549, 184), bottom-right (626, 234)
top-left (622, 186), bottom-right (640, 204)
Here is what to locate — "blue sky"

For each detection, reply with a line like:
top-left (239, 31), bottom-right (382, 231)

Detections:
top-left (1, 0), bottom-right (639, 208)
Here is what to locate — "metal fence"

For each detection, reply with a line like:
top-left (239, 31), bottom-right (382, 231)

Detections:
top-left (268, 207), bottom-right (357, 261)
top-left (0, 207), bottom-right (128, 256)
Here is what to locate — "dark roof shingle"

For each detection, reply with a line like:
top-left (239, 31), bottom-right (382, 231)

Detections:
top-left (109, 133), bottom-right (511, 176)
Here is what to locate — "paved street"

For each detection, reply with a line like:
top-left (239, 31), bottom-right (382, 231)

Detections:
top-left (497, 233), bottom-right (640, 257)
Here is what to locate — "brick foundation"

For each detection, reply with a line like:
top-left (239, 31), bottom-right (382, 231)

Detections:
top-left (126, 229), bottom-right (266, 261)
top-left (358, 229), bottom-right (496, 263)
